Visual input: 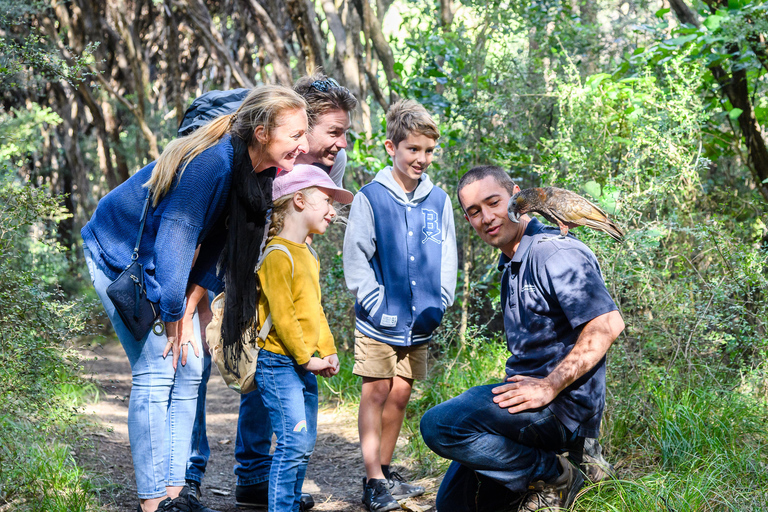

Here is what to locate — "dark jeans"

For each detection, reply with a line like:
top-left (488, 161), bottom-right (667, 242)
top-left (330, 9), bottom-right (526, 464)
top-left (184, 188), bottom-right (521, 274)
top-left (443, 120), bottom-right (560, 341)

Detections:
top-left (420, 384), bottom-right (578, 512)
top-left (185, 291), bottom-right (214, 485)
top-left (185, 352), bottom-right (212, 484)
top-left (234, 386), bottom-right (274, 486)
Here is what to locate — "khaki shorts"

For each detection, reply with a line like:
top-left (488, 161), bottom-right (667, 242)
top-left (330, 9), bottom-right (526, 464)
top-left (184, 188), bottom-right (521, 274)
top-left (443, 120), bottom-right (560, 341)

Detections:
top-left (352, 330), bottom-right (428, 380)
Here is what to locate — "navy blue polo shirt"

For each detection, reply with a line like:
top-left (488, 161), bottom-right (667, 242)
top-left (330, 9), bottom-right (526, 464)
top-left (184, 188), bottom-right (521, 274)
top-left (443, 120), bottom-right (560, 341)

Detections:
top-left (499, 218), bottom-right (617, 438)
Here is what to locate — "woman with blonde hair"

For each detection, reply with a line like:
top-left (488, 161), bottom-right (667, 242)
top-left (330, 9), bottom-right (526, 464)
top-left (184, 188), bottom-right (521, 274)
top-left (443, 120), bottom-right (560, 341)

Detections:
top-left (81, 85), bottom-right (308, 512)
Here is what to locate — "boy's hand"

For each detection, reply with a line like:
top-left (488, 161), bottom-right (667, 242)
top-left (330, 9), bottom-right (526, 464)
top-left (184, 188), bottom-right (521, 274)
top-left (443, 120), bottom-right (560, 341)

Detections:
top-left (302, 356), bottom-right (334, 375)
top-left (318, 354), bottom-right (340, 378)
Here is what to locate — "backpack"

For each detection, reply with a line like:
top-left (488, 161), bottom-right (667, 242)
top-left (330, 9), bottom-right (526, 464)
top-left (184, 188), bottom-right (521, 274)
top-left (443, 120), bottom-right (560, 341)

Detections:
top-left (206, 243), bottom-right (318, 394)
top-left (206, 244), bottom-right (291, 394)
top-left (177, 88), bottom-right (249, 137)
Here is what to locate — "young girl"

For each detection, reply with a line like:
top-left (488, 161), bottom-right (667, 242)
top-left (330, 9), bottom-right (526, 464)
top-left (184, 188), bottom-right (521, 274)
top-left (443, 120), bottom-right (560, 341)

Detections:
top-left (255, 164), bottom-right (354, 512)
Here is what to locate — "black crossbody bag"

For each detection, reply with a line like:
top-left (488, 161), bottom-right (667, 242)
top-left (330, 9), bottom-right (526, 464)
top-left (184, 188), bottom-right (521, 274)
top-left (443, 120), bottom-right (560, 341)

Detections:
top-left (106, 191), bottom-right (160, 340)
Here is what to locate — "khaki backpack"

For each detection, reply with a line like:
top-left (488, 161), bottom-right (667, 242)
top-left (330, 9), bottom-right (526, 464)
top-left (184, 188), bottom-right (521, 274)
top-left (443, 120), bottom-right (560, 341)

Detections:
top-left (206, 244), bottom-right (297, 394)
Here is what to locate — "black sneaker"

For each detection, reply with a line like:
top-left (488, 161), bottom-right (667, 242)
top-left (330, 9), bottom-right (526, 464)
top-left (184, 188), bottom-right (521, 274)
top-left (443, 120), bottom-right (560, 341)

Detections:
top-left (156, 495), bottom-right (191, 512)
top-left (179, 485), bottom-right (221, 512)
top-left (299, 493), bottom-right (315, 510)
top-left (362, 477), bottom-right (401, 512)
top-left (186, 480), bottom-right (203, 500)
top-left (387, 471), bottom-right (425, 500)
top-left (235, 482), bottom-right (268, 509)
top-left (517, 455), bottom-right (584, 512)
top-left (236, 482), bottom-right (314, 510)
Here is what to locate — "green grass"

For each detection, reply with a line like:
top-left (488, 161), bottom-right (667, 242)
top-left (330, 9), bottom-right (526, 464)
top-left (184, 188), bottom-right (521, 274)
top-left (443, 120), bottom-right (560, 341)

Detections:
top-left (0, 416), bottom-right (98, 512)
top-left (0, 356), bottom-right (102, 511)
top-left (319, 330), bottom-right (768, 511)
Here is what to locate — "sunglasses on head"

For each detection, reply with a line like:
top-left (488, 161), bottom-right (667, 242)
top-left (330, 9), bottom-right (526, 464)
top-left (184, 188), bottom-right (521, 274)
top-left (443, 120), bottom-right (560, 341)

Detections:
top-left (310, 77), bottom-right (342, 92)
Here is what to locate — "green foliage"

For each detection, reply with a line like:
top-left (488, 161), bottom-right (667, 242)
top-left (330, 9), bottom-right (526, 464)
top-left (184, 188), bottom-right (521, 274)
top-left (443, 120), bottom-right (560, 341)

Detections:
top-left (0, 0), bottom-right (96, 92)
top-left (0, 104), bottom-right (62, 168)
top-left (0, 172), bottom-right (100, 510)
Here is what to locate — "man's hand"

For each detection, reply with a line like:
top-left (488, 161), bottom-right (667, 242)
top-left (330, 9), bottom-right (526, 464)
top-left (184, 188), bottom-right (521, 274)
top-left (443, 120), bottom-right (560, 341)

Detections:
top-left (197, 296), bottom-right (213, 355)
top-left (491, 310), bottom-right (624, 415)
top-left (492, 375), bottom-right (558, 414)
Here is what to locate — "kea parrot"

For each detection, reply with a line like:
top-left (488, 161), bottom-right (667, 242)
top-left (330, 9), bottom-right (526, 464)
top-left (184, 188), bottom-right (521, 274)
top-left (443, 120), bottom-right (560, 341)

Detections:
top-left (507, 187), bottom-right (625, 242)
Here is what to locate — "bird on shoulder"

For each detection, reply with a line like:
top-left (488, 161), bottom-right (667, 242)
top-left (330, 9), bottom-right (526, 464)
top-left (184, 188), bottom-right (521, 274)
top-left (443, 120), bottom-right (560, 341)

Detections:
top-left (508, 186), bottom-right (625, 242)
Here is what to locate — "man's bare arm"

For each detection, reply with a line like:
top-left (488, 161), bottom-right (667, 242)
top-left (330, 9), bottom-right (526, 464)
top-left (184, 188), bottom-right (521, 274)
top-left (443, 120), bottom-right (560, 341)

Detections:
top-left (492, 310), bottom-right (625, 414)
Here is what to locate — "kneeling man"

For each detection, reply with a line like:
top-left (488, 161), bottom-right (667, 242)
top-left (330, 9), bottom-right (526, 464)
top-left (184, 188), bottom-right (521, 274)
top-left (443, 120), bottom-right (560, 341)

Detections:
top-left (420, 166), bottom-right (624, 512)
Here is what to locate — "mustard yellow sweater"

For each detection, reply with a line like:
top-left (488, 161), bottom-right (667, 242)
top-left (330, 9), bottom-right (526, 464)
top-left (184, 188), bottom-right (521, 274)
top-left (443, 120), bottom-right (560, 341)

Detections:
top-left (257, 237), bottom-right (336, 365)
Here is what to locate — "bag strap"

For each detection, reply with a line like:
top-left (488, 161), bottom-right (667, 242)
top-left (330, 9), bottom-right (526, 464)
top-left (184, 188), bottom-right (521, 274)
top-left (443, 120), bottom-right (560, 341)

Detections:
top-left (131, 190), bottom-right (152, 262)
top-left (256, 244), bottom-right (294, 341)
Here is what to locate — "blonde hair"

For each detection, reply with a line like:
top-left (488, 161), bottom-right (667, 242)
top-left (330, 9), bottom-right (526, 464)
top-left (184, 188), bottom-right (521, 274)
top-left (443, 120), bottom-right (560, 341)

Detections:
top-left (146, 85), bottom-right (308, 205)
top-left (385, 99), bottom-right (440, 147)
top-left (266, 188), bottom-right (319, 242)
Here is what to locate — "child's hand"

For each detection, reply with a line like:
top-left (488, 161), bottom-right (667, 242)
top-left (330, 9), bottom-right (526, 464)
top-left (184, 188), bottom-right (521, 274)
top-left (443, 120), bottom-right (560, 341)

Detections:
top-left (302, 356), bottom-right (334, 375)
top-left (318, 354), bottom-right (340, 378)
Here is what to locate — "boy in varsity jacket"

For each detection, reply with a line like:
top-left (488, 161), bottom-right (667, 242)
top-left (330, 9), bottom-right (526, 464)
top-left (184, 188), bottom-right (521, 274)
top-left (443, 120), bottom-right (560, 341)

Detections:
top-left (343, 100), bottom-right (457, 512)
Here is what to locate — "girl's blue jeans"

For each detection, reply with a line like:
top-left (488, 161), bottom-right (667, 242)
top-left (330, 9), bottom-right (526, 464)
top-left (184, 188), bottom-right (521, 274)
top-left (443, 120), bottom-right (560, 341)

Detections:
top-left (256, 350), bottom-right (318, 512)
top-left (84, 247), bottom-right (204, 499)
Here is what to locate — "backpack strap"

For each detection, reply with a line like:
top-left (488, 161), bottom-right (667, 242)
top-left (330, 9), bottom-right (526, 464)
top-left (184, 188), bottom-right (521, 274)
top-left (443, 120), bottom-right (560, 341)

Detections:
top-left (307, 243), bottom-right (319, 262)
top-left (256, 244), bottom-right (294, 341)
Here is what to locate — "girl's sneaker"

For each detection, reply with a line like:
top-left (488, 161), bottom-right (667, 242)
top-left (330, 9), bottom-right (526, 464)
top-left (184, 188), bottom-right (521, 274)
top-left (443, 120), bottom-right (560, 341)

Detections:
top-left (362, 477), bottom-right (401, 511)
top-left (387, 471), bottom-right (425, 500)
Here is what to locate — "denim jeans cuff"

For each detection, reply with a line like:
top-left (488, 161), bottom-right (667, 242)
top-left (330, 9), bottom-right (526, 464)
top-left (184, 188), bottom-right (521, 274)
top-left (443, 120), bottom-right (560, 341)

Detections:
top-left (236, 476), bottom-right (270, 487)
top-left (137, 489), bottom-right (169, 500)
top-left (167, 479), bottom-right (188, 488)
top-left (184, 474), bottom-right (202, 485)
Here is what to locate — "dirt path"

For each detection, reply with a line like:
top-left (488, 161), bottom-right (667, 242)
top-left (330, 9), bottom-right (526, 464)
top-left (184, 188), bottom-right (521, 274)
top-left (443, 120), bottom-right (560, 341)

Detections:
top-left (78, 339), bottom-right (438, 512)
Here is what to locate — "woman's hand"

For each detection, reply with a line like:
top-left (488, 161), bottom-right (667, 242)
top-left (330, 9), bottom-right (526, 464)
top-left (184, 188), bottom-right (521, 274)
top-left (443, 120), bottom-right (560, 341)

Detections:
top-left (302, 356), bottom-right (334, 375)
top-left (162, 283), bottom-right (208, 369)
top-left (317, 354), bottom-right (340, 378)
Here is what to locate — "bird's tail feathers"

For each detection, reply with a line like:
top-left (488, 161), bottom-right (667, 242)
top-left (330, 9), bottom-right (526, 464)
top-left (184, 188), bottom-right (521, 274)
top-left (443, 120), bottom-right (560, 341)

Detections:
top-left (582, 218), bottom-right (625, 242)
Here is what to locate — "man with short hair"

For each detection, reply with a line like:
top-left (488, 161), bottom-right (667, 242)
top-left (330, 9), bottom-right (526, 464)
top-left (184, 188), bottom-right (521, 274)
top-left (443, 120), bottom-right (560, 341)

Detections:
top-left (420, 166), bottom-right (624, 512)
top-left (232, 73), bottom-right (358, 510)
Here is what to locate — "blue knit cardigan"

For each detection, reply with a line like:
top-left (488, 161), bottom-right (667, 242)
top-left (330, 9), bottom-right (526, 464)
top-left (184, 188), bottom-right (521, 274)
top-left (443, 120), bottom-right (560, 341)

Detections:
top-left (81, 135), bottom-right (234, 322)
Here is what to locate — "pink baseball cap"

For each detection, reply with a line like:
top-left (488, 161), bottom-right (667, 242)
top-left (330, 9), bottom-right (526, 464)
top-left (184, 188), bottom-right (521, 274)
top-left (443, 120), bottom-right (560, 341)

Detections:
top-left (272, 164), bottom-right (354, 204)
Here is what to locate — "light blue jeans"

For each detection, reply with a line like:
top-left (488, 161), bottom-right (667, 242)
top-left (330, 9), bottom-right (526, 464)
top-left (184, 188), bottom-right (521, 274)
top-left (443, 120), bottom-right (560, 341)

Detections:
top-left (256, 350), bottom-right (319, 512)
top-left (84, 247), bottom-right (205, 499)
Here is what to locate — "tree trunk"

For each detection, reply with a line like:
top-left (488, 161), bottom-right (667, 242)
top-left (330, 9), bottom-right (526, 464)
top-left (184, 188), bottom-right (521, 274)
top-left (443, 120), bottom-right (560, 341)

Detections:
top-left (669, 0), bottom-right (768, 202)
top-left (440, 0), bottom-right (454, 28)
top-left (285, 0), bottom-right (326, 75)
top-left (180, 0), bottom-right (255, 88)
top-left (164, 0), bottom-right (186, 126)
top-left (352, 0), bottom-right (399, 103)
top-left (240, 0), bottom-right (293, 85)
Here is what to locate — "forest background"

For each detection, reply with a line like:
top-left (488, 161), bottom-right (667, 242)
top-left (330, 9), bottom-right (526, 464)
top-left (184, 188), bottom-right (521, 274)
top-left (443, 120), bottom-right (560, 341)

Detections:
top-left (1, 0), bottom-right (768, 509)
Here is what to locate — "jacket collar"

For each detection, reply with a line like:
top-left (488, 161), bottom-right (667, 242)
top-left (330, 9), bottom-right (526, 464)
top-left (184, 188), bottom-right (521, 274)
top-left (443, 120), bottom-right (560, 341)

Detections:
top-left (497, 218), bottom-right (547, 271)
top-left (373, 166), bottom-right (434, 204)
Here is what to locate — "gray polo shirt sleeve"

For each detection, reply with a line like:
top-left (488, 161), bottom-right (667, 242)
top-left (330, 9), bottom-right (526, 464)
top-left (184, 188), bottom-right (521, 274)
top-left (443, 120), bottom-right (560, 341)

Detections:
top-left (539, 246), bottom-right (617, 329)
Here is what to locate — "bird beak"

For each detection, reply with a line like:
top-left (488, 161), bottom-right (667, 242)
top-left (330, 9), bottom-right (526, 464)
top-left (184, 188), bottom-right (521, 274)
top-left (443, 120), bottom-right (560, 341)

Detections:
top-left (507, 197), bottom-right (519, 223)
